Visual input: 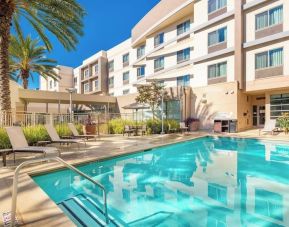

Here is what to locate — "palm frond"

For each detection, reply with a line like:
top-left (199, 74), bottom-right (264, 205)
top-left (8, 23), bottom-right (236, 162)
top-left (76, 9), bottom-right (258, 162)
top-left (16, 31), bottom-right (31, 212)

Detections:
top-left (13, 0), bottom-right (86, 51)
top-left (9, 34), bottom-right (59, 88)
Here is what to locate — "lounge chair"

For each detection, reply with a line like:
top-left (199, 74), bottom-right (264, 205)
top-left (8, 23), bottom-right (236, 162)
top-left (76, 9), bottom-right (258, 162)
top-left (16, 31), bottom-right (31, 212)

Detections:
top-left (123, 125), bottom-right (134, 136)
top-left (259, 119), bottom-right (278, 135)
top-left (68, 123), bottom-right (97, 141)
top-left (45, 124), bottom-right (85, 148)
top-left (180, 122), bottom-right (189, 133)
top-left (5, 127), bottom-right (59, 160)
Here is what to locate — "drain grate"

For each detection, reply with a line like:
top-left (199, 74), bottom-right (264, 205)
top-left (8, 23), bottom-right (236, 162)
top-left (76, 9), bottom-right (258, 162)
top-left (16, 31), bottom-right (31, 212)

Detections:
top-left (2, 212), bottom-right (19, 227)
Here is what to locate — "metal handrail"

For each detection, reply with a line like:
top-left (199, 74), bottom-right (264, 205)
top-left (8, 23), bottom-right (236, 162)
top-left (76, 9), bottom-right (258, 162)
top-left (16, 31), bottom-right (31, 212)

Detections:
top-left (10, 157), bottom-right (109, 227)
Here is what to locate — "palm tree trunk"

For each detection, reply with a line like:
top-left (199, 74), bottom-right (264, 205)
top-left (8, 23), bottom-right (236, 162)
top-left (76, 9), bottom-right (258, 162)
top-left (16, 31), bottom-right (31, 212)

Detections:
top-left (22, 74), bottom-right (29, 112)
top-left (0, 1), bottom-right (13, 112)
top-left (22, 74), bottom-right (29, 89)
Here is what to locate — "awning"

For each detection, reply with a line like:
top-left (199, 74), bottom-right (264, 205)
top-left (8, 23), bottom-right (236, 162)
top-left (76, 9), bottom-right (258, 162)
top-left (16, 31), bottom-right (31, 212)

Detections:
top-left (147, 38), bottom-right (193, 58)
top-left (123, 103), bottom-right (150, 110)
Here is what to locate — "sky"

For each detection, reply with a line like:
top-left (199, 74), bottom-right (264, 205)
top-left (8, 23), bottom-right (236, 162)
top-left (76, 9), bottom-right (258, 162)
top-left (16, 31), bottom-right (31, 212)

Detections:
top-left (20, 0), bottom-right (160, 89)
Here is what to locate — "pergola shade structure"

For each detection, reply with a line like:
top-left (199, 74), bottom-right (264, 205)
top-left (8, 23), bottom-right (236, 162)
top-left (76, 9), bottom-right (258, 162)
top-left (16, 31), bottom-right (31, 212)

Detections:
top-left (17, 89), bottom-right (117, 113)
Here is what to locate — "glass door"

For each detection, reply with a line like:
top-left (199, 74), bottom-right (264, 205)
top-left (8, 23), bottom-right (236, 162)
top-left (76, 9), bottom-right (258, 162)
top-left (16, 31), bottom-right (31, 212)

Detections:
top-left (253, 105), bottom-right (266, 127)
top-left (259, 106), bottom-right (266, 126)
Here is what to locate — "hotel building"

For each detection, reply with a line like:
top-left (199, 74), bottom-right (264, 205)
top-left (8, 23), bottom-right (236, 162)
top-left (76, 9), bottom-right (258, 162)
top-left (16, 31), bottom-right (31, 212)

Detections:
top-left (40, 0), bottom-right (289, 131)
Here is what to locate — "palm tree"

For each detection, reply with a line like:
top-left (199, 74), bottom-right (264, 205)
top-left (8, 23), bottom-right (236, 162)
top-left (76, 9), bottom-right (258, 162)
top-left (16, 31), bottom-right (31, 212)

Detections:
top-left (0, 0), bottom-right (85, 111)
top-left (9, 34), bottom-right (60, 89)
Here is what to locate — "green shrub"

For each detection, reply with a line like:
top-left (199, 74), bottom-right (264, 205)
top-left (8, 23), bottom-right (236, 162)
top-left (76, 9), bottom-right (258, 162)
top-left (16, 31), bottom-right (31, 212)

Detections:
top-left (55, 124), bottom-right (73, 137)
top-left (0, 128), bottom-right (11, 149)
top-left (277, 113), bottom-right (289, 133)
top-left (145, 119), bottom-right (180, 134)
top-left (108, 118), bottom-right (135, 134)
top-left (74, 123), bottom-right (84, 135)
top-left (23, 125), bottom-right (50, 145)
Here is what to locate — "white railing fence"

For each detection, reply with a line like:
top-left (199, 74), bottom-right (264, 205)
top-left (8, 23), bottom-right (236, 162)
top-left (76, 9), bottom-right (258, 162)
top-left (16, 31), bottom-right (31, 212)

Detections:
top-left (0, 112), bottom-right (139, 134)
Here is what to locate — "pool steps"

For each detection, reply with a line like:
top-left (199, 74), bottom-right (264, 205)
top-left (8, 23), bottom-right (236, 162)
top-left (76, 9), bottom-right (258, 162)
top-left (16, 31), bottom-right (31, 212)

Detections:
top-left (58, 194), bottom-right (121, 227)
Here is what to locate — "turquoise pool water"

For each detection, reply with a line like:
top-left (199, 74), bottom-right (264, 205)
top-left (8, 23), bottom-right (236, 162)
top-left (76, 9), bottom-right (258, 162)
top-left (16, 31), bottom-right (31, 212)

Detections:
top-left (33, 136), bottom-right (289, 226)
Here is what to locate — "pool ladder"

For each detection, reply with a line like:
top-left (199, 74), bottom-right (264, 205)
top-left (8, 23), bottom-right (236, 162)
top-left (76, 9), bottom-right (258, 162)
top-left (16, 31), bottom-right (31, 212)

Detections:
top-left (10, 157), bottom-right (109, 227)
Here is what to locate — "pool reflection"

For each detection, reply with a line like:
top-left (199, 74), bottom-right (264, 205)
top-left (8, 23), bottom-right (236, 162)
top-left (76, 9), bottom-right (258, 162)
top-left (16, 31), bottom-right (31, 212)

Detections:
top-left (33, 137), bottom-right (289, 226)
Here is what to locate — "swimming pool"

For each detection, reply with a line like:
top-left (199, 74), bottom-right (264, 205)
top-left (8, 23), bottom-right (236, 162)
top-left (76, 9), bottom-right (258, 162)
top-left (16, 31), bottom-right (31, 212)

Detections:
top-left (33, 136), bottom-right (289, 226)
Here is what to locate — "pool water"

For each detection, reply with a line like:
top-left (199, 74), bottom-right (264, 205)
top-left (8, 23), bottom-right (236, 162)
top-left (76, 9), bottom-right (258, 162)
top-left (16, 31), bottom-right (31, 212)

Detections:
top-left (33, 136), bottom-right (289, 226)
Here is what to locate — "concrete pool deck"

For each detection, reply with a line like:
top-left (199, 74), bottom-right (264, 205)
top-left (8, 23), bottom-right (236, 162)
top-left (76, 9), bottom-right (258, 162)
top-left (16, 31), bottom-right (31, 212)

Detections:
top-left (0, 130), bottom-right (288, 226)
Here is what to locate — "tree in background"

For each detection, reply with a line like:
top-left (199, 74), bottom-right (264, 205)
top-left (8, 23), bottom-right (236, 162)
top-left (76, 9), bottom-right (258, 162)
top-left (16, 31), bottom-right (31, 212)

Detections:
top-left (0, 0), bottom-right (85, 111)
top-left (136, 81), bottom-right (167, 119)
top-left (9, 33), bottom-right (60, 89)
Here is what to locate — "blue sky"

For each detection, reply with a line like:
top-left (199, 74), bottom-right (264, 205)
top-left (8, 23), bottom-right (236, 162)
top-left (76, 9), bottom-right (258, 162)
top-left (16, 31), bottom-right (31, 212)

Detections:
top-left (20, 0), bottom-right (160, 89)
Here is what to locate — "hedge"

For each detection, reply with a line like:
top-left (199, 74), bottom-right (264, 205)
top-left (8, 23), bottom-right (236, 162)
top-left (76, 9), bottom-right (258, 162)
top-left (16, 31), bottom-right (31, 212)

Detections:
top-left (108, 118), bottom-right (180, 135)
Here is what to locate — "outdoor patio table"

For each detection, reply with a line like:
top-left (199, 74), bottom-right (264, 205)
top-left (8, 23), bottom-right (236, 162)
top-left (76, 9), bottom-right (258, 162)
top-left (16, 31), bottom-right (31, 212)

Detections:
top-left (0, 149), bottom-right (13, 167)
top-left (131, 126), bottom-right (142, 136)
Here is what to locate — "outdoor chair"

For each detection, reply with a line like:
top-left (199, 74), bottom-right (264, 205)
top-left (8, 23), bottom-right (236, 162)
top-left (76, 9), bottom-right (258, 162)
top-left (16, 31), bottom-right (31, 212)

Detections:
top-left (123, 125), bottom-right (134, 136)
top-left (179, 122), bottom-right (189, 133)
top-left (168, 123), bottom-right (177, 134)
top-left (139, 125), bottom-right (147, 136)
top-left (5, 127), bottom-right (60, 161)
top-left (45, 124), bottom-right (85, 148)
top-left (259, 119), bottom-right (278, 136)
top-left (68, 123), bottom-right (97, 141)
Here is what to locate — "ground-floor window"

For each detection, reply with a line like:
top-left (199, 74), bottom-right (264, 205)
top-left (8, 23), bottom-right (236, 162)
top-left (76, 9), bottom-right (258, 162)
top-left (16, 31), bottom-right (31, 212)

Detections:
top-left (270, 93), bottom-right (289, 119)
top-left (164, 100), bottom-right (181, 121)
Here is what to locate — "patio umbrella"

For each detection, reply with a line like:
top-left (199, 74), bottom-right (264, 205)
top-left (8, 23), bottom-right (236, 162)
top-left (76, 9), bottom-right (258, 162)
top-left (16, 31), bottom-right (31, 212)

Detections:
top-left (122, 103), bottom-right (150, 130)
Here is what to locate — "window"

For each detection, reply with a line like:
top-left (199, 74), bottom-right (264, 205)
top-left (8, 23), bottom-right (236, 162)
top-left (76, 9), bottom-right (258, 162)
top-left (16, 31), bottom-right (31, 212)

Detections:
top-left (177, 48), bottom-right (190, 63)
top-left (255, 48), bottom-right (283, 70)
top-left (154, 57), bottom-right (164, 71)
top-left (255, 189), bottom-right (283, 221)
top-left (208, 27), bottom-right (227, 46)
top-left (270, 93), bottom-right (289, 119)
top-left (208, 62), bottom-right (227, 79)
top-left (49, 80), bottom-right (53, 89)
top-left (123, 89), bottom-right (130, 95)
top-left (158, 80), bottom-right (165, 87)
top-left (109, 92), bottom-right (114, 96)
top-left (84, 82), bottom-right (90, 93)
top-left (256, 6), bottom-right (283, 31)
top-left (208, 183), bottom-right (227, 205)
top-left (93, 64), bottom-right (98, 74)
top-left (177, 20), bottom-right (190, 35)
top-left (137, 66), bottom-right (145, 78)
top-left (123, 71), bottom-right (129, 83)
top-left (84, 69), bottom-right (89, 78)
top-left (123, 53), bottom-right (129, 66)
top-left (208, 0), bottom-right (227, 14)
top-left (73, 77), bottom-right (78, 85)
top-left (94, 80), bottom-right (99, 90)
top-left (137, 45), bottom-right (145, 59)
top-left (164, 100), bottom-right (180, 121)
top-left (177, 75), bottom-right (190, 87)
top-left (108, 60), bottom-right (114, 72)
top-left (54, 80), bottom-right (57, 87)
top-left (154, 33), bottom-right (164, 47)
top-left (108, 77), bottom-right (114, 88)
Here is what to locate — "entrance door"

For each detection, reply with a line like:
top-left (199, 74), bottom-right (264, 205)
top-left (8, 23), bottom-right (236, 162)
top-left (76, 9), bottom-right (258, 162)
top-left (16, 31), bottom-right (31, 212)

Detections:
top-left (253, 105), bottom-right (265, 127)
top-left (259, 106), bottom-right (266, 126)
